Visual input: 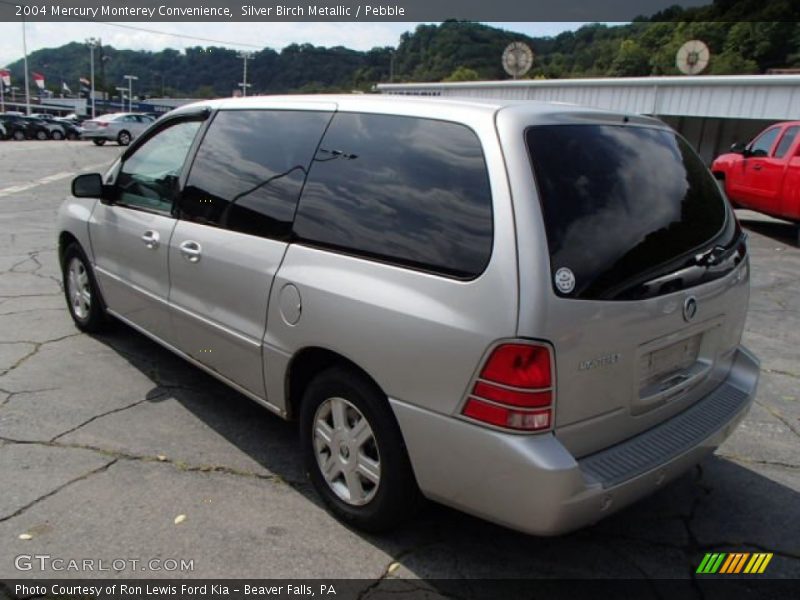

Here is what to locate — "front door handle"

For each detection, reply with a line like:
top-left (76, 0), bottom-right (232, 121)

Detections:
top-left (752, 164), bottom-right (763, 170)
top-left (179, 240), bottom-right (202, 263)
top-left (141, 230), bottom-right (160, 250)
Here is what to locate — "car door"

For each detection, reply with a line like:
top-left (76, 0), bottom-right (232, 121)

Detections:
top-left (746, 125), bottom-right (798, 215)
top-left (728, 125), bottom-right (781, 208)
top-left (88, 116), bottom-right (206, 343)
top-left (169, 106), bottom-right (334, 400)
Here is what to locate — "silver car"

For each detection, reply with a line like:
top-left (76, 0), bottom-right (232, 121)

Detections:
top-left (58, 95), bottom-right (759, 535)
top-left (80, 112), bottom-right (155, 146)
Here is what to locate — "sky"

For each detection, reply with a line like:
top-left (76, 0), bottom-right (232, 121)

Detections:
top-left (0, 21), bottom-right (595, 68)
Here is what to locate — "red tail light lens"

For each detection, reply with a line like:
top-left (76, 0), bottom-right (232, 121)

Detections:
top-left (462, 342), bottom-right (554, 432)
top-left (480, 344), bottom-right (551, 388)
top-left (472, 381), bottom-right (551, 408)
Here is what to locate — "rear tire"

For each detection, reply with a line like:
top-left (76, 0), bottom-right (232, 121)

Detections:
top-left (61, 243), bottom-right (108, 333)
top-left (300, 366), bottom-right (423, 532)
top-left (92, 139), bottom-right (106, 146)
top-left (35, 130), bottom-right (47, 141)
top-left (13, 130), bottom-right (24, 141)
top-left (51, 130), bottom-right (64, 141)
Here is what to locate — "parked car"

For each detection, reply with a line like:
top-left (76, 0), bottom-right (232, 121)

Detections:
top-left (24, 115), bottom-right (68, 140)
top-left (0, 114), bottom-right (49, 140)
top-left (58, 96), bottom-right (759, 535)
top-left (80, 112), bottom-right (155, 146)
top-left (33, 115), bottom-right (81, 140)
top-left (0, 120), bottom-right (6, 140)
top-left (712, 121), bottom-right (800, 228)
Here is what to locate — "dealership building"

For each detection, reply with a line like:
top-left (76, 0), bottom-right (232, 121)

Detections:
top-left (378, 74), bottom-right (800, 165)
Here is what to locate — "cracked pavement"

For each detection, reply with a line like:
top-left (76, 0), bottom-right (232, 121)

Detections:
top-left (0, 141), bottom-right (798, 588)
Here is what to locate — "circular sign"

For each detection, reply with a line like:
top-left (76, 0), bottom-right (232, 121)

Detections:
top-left (502, 42), bottom-right (534, 78)
top-left (554, 267), bottom-right (576, 294)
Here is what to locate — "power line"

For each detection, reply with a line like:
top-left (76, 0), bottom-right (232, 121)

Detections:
top-left (0, 1), bottom-right (263, 50)
top-left (89, 21), bottom-right (263, 49)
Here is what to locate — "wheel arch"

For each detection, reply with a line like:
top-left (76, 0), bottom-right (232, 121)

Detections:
top-left (58, 231), bottom-right (82, 266)
top-left (284, 346), bottom-right (386, 422)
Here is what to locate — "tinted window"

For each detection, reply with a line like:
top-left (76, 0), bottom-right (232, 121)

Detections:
top-left (181, 110), bottom-right (332, 240)
top-left (527, 124), bottom-right (736, 300)
top-left (293, 113), bottom-right (493, 278)
top-left (749, 127), bottom-right (780, 157)
top-left (774, 126), bottom-right (800, 159)
top-left (112, 120), bottom-right (201, 212)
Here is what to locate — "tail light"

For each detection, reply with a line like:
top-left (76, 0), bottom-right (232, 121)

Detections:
top-left (461, 342), bottom-right (554, 432)
top-left (98, 122), bottom-right (108, 128)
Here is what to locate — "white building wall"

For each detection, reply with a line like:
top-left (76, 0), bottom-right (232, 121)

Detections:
top-left (378, 75), bottom-right (800, 121)
top-left (378, 75), bottom-right (800, 164)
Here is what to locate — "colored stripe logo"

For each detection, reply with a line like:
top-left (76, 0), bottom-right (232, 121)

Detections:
top-left (696, 552), bottom-right (773, 574)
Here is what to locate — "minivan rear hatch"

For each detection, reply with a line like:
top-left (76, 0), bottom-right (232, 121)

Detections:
top-left (508, 114), bottom-right (749, 457)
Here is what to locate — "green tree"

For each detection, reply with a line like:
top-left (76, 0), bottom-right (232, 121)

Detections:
top-left (443, 66), bottom-right (480, 81)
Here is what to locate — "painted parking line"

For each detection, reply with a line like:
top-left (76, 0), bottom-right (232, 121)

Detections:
top-left (0, 162), bottom-right (111, 198)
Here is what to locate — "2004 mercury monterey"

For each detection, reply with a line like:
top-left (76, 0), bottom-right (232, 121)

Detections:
top-left (58, 95), bottom-right (759, 534)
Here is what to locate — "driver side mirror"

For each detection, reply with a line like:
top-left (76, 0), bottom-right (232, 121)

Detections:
top-left (730, 142), bottom-right (748, 155)
top-left (71, 173), bottom-right (104, 199)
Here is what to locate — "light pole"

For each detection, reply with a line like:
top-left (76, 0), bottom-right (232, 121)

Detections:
top-left (85, 37), bottom-right (99, 118)
top-left (115, 86), bottom-right (126, 110)
top-left (123, 74), bottom-right (137, 111)
top-left (238, 52), bottom-right (252, 97)
top-left (22, 18), bottom-right (31, 115)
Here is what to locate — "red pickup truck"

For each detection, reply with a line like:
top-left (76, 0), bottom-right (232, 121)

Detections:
top-left (712, 121), bottom-right (800, 225)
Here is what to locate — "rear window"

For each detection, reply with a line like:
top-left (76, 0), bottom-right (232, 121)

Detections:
top-left (526, 124), bottom-right (734, 300)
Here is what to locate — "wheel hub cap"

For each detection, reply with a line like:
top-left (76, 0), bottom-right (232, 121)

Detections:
top-left (313, 396), bottom-right (381, 506)
top-left (66, 257), bottom-right (91, 320)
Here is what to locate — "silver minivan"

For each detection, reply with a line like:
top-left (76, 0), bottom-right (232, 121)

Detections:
top-left (58, 95), bottom-right (759, 535)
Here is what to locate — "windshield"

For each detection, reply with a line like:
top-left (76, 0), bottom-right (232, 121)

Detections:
top-left (526, 124), bottom-right (738, 300)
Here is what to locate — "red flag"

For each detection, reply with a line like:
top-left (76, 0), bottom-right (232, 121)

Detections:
top-left (0, 69), bottom-right (10, 87)
top-left (32, 72), bottom-right (45, 89)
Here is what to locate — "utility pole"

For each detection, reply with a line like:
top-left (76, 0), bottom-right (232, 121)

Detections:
top-left (115, 86), bottom-right (126, 109)
top-left (22, 18), bottom-right (31, 115)
top-left (124, 75), bottom-right (137, 111)
top-left (238, 52), bottom-right (252, 97)
top-left (98, 39), bottom-right (107, 102)
top-left (86, 37), bottom-right (98, 118)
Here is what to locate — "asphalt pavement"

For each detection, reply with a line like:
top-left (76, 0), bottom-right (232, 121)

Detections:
top-left (0, 141), bottom-right (798, 589)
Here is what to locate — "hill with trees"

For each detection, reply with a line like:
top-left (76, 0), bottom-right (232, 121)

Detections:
top-left (3, 0), bottom-right (799, 99)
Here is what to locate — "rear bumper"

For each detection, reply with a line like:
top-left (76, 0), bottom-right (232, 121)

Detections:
top-left (80, 130), bottom-right (113, 140)
top-left (391, 346), bottom-right (759, 536)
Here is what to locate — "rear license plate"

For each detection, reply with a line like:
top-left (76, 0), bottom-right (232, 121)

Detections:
top-left (639, 333), bottom-right (702, 392)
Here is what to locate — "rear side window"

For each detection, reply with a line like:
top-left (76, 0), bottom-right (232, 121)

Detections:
top-left (527, 124), bottom-right (734, 300)
top-left (181, 110), bottom-right (332, 240)
top-left (293, 113), bottom-right (493, 278)
top-left (774, 126), bottom-right (800, 159)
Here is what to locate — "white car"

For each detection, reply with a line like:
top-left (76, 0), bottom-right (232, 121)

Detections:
top-left (80, 112), bottom-right (155, 146)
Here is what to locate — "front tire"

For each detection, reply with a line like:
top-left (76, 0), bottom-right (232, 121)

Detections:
top-left (92, 139), bottom-right (106, 146)
top-left (35, 130), bottom-right (47, 141)
top-left (61, 243), bottom-right (108, 333)
top-left (300, 366), bottom-right (423, 532)
top-left (51, 130), bottom-right (64, 141)
top-left (117, 131), bottom-right (131, 146)
top-left (13, 130), bottom-right (25, 141)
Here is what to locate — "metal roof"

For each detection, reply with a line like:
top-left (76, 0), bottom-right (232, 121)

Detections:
top-left (377, 75), bottom-right (800, 121)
